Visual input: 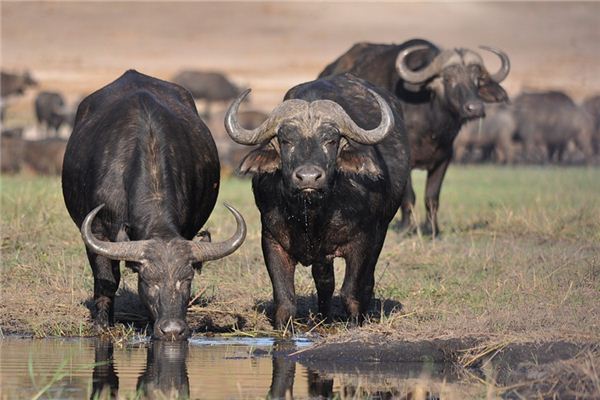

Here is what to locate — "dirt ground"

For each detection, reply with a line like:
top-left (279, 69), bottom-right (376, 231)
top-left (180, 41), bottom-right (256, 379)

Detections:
top-left (2, 2), bottom-right (600, 126)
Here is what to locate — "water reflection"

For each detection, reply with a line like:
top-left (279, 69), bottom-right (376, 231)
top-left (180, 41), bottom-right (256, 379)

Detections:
top-left (1, 337), bottom-right (473, 399)
top-left (92, 340), bottom-right (190, 399)
top-left (91, 340), bottom-right (118, 399)
top-left (136, 341), bottom-right (190, 399)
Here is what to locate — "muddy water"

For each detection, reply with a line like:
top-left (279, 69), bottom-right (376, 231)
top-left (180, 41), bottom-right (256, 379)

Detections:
top-left (0, 337), bottom-right (470, 399)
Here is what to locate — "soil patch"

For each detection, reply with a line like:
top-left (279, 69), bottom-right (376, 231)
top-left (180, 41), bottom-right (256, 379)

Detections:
top-left (292, 337), bottom-right (599, 398)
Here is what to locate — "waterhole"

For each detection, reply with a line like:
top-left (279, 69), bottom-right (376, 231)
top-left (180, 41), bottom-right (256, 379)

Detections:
top-left (0, 336), bottom-right (464, 399)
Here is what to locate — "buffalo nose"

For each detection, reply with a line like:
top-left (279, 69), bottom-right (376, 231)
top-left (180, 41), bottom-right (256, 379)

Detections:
top-left (155, 319), bottom-right (189, 340)
top-left (293, 165), bottom-right (325, 189)
top-left (463, 101), bottom-right (485, 118)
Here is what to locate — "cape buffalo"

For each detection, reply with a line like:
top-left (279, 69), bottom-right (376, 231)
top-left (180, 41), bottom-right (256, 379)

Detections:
top-left (172, 70), bottom-right (242, 121)
top-left (35, 91), bottom-right (74, 137)
top-left (226, 74), bottom-right (409, 328)
top-left (62, 70), bottom-right (246, 340)
top-left (582, 95), bottom-right (600, 155)
top-left (513, 91), bottom-right (593, 163)
top-left (454, 104), bottom-right (517, 164)
top-left (319, 39), bottom-right (510, 236)
top-left (1, 70), bottom-right (37, 98)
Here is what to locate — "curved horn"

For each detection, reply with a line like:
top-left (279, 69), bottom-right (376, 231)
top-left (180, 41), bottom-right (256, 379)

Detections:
top-left (395, 45), bottom-right (446, 84)
top-left (225, 89), bottom-right (309, 145)
top-left (189, 203), bottom-right (246, 262)
top-left (479, 46), bottom-right (510, 83)
top-left (225, 89), bottom-right (271, 145)
top-left (81, 204), bottom-right (150, 261)
top-left (325, 89), bottom-right (394, 145)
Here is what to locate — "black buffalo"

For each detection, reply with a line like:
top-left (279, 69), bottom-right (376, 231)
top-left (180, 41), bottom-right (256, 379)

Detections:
top-left (320, 39), bottom-right (510, 235)
top-left (62, 70), bottom-right (246, 340)
top-left (1, 70), bottom-right (37, 98)
top-left (454, 104), bottom-right (517, 164)
top-left (513, 91), bottom-right (593, 163)
top-left (35, 91), bottom-right (74, 137)
top-left (172, 70), bottom-right (242, 120)
top-left (226, 74), bottom-right (409, 328)
top-left (582, 95), bottom-right (600, 156)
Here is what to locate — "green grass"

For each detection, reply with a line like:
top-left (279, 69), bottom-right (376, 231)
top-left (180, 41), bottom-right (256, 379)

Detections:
top-left (1, 166), bottom-right (599, 341)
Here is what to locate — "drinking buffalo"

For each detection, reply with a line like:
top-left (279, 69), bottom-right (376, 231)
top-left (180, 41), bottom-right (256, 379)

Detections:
top-left (320, 39), bottom-right (510, 235)
top-left (513, 91), bottom-right (593, 163)
top-left (226, 74), bottom-right (409, 328)
top-left (62, 70), bottom-right (246, 340)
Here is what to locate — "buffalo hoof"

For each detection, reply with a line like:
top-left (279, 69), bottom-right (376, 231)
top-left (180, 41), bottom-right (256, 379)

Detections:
top-left (391, 219), bottom-right (418, 235)
top-left (274, 305), bottom-right (296, 333)
top-left (419, 222), bottom-right (442, 239)
top-left (93, 318), bottom-right (110, 334)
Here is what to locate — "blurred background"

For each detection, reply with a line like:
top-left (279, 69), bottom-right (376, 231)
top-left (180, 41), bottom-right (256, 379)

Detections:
top-left (2, 1), bottom-right (599, 171)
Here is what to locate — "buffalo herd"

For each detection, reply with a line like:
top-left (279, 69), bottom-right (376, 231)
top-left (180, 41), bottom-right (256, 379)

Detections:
top-left (2, 38), bottom-right (599, 339)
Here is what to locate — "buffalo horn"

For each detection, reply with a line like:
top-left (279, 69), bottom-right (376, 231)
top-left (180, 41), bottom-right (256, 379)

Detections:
top-left (189, 203), bottom-right (246, 262)
top-left (81, 204), bottom-right (149, 261)
top-left (312, 89), bottom-right (394, 145)
top-left (479, 46), bottom-right (510, 83)
top-left (225, 89), bottom-right (306, 145)
top-left (395, 45), bottom-right (455, 84)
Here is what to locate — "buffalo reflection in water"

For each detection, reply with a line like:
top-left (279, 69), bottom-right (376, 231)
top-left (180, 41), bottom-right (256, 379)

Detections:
top-left (91, 339), bottom-right (428, 400)
top-left (91, 339), bottom-right (189, 399)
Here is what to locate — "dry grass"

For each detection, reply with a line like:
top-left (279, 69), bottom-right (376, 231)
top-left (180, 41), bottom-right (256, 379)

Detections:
top-left (1, 166), bottom-right (599, 343)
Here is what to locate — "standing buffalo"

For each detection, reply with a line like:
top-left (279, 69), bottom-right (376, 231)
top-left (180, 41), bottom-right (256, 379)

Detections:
top-left (513, 91), bottom-right (593, 163)
top-left (62, 70), bottom-right (246, 340)
top-left (454, 104), bottom-right (517, 164)
top-left (226, 74), bottom-right (409, 328)
top-left (320, 39), bottom-right (510, 235)
top-left (35, 91), bottom-right (74, 137)
top-left (172, 70), bottom-right (242, 120)
top-left (1, 70), bottom-right (37, 98)
top-left (582, 95), bottom-right (600, 156)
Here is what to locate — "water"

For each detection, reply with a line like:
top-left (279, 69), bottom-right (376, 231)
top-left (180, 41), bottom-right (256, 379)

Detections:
top-left (0, 336), bottom-right (465, 399)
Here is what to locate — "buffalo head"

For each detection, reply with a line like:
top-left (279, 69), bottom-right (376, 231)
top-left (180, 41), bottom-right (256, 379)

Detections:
top-left (225, 88), bottom-right (394, 200)
top-left (81, 204), bottom-right (246, 340)
top-left (396, 44), bottom-right (510, 121)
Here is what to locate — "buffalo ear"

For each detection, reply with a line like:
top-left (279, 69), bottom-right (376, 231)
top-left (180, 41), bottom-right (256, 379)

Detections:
top-left (337, 144), bottom-right (383, 178)
top-left (238, 145), bottom-right (280, 174)
top-left (478, 81), bottom-right (508, 103)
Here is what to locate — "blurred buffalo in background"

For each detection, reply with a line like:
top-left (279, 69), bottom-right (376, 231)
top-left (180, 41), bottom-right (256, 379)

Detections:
top-left (207, 108), bottom-right (267, 175)
top-left (1, 70), bottom-right (37, 98)
top-left (0, 128), bottom-right (67, 175)
top-left (582, 95), bottom-right (600, 156)
top-left (1, 127), bottom-right (26, 173)
top-left (172, 70), bottom-right (243, 121)
top-left (513, 91), bottom-right (593, 164)
top-left (35, 91), bottom-right (76, 137)
top-left (454, 104), bottom-right (517, 164)
top-left (23, 137), bottom-right (68, 174)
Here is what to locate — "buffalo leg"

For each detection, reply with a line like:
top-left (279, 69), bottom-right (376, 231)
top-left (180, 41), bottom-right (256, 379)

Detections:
top-left (262, 231), bottom-right (297, 330)
top-left (340, 235), bottom-right (384, 323)
top-left (311, 261), bottom-right (334, 321)
top-left (268, 356), bottom-right (296, 399)
top-left (87, 249), bottom-right (120, 329)
top-left (423, 157), bottom-right (451, 237)
top-left (395, 174), bottom-right (416, 231)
